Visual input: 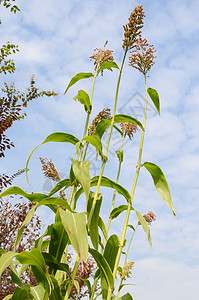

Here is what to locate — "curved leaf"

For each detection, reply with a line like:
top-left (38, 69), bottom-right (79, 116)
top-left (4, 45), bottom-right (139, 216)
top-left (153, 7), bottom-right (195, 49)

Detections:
top-left (147, 88), bottom-right (160, 115)
top-left (95, 114), bottom-right (144, 139)
top-left (73, 90), bottom-right (92, 113)
top-left (48, 179), bottom-right (71, 197)
top-left (26, 132), bottom-right (79, 178)
top-left (74, 176), bottom-right (130, 207)
top-left (72, 159), bottom-right (90, 202)
top-left (14, 197), bottom-right (71, 249)
top-left (89, 248), bottom-right (114, 291)
top-left (136, 210), bottom-right (152, 247)
top-left (110, 205), bottom-right (134, 220)
top-left (82, 136), bottom-right (103, 159)
top-left (114, 292), bottom-right (133, 300)
top-left (0, 186), bottom-right (47, 202)
top-left (42, 253), bottom-right (70, 276)
top-left (59, 209), bottom-right (88, 262)
top-left (12, 287), bottom-right (31, 300)
top-left (0, 252), bottom-right (17, 277)
top-left (17, 249), bottom-right (51, 293)
top-left (87, 193), bottom-right (102, 250)
top-left (143, 162), bottom-right (176, 216)
top-left (30, 286), bottom-right (45, 300)
top-left (64, 72), bottom-right (94, 94)
top-left (98, 61), bottom-right (119, 74)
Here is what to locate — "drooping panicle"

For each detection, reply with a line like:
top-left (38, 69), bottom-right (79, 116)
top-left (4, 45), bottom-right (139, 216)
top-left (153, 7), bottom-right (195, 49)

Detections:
top-left (120, 122), bottom-right (138, 140)
top-left (129, 34), bottom-right (156, 75)
top-left (122, 5), bottom-right (145, 51)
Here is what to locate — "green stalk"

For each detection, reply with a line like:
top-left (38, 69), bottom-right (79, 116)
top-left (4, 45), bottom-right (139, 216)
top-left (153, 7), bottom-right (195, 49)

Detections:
top-left (64, 255), bottom-right (79, 300)
top-left (107, 74), bottom-right (148, 299)
top-left (63, 65), bottom-right (100, 295)
top-left (88, 49), bottom-right (128, 228)
top-left (68, 64), bottom-right (100, 207)
top-left (102, 131), bottom-right (125, 250)
top-left (117, 224), bottom-right (138, 297)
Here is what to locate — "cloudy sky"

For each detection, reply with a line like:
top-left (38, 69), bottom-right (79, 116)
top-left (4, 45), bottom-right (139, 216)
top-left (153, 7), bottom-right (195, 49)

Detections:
top-left (1, 0), bottom-right (199, 299)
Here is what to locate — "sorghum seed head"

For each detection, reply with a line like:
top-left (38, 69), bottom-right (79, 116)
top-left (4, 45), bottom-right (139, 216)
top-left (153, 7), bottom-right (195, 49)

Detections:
top-left (120, 122), bottom-right (138, 140)
top-left (122, 5), bottom-right (145, 51)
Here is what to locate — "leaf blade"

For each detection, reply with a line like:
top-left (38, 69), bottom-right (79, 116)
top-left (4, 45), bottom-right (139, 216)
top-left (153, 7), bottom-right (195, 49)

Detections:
top-left (64, 72), bottom-right (94, 94)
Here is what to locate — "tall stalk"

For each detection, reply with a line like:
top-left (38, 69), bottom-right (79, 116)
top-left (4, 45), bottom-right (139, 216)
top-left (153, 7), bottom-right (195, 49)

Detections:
top-left (107, 74), bottom-right (148, 299)
top-left (90, 50), bottom-right (127, 300)
top-left (88, 49), bottom-right (127, 228)
top-left (117, 224), bottom-right (138, 297)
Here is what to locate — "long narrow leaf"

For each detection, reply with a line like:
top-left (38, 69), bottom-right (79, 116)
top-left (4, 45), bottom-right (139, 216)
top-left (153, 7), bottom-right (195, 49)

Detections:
top-left (135, 210), bottom-right (152, 247)
top-left (72, 159), bottom-right (90, 202)
top-left (143, 162), bottom-right (176, 216)
top-left (59, 209), bottom-right (88, 262)
top-left (95, 114), bottom-right (144, 139)
top-left (64, 72), bottom-right (94, 94)
top-left (89, 248), bottom-right (114, 291)
top-left (147, 88), bottom-right (160, 115)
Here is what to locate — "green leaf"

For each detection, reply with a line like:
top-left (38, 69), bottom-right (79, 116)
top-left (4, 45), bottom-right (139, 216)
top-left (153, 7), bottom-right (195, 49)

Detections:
top-left (143, 162), bottom-right (176, 216)
top-left (87, 193), bottom-right (102, 250)
top-left (12, 287), bottom-right (31, 300)
top-left (2, 295), bottom-right (13, 300)
top-left (118, 283), bottom-right (136, 292)
top-left (30, 286), bottom-right (45, 300)
top-left (95, 114), bottom-right (144, 139)
top-left (59, 209), bottom-right (88, 262)
top-left (73, 280), bottom-right (80, 295)
top-left (64, 72), bottom-right (94, 94)
top-left (17, 249), bottom-right (51, 293)
top-left (73, 90), bottom-right (92, 113)
top-left (135, 210), bottom-right (152, 247)
top-left (14, 197), bottom-right (71, 249)
top-left (104, 235), bottom-right (120, 271)
top-left (116, 150), bottom-right (123, 163)
top-left (110, 205), bottom-right (134, 220)
top-left (42, 253), bottom-right (70, 276)
top-left (114, 292), bottom-right (133, 299)
top-left (26, 132), bottom-right (79, 179)
top-left (0, 186), bottom-right (47, 202)
top-left (71, 159), bottom-right (90, 202)
top-left (48, 179), bottom-right (71, 197)
top-left (98, 61), bottom-right (119, 74)
top-left (127, 224), bottom-right (135, 231)
top-left (89, 248), bottom-right (114, 291)
top-left (11, 266), bottom-right (24, 287)
top-left (75, 277), bottom-right (91, 297)
top-left (101, 235), bottom-right (120, 299)
top-left (0, 252), bottom-right (17, 277)
top-left (82, 135), bottom-right (104, 159)
top-left (147, 88), bottom-right (160, 115)
top-left (74, 176), bottom-right (130, 208)
top-left (49, 216), bottom-right (69, 273)
top-left (98, 216), bottom-right (108, 241)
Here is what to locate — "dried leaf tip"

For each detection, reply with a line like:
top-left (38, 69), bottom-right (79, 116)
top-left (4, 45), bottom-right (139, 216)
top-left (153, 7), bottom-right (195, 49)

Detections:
top-left (90, 41), bottom-right (114, 75)
top-left (129, 34), bottom-right (156, 75)
top-left (122, 5), bottom-right (145, 51)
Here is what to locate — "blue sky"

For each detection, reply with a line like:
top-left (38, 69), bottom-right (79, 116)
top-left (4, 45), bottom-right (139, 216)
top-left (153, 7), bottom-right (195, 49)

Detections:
top-left (1, 0), bottom-right (199, 299)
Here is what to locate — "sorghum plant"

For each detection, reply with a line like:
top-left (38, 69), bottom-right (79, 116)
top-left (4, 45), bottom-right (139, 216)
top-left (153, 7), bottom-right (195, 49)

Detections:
top-left (0, 4), bottom-right (176, 300)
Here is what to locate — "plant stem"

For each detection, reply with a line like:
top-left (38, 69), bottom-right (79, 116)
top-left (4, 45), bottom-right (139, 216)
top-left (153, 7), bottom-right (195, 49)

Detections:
top-left (64, 255), bottom-right (79, 300)
top-left (107, 74), bottom-right (148, 299)
top-left (88, 50), bottom-right (127, 228)
top-left (117, 224), bottom-right (138, 297)
top-left (102, 132), bottom-right (125, 250)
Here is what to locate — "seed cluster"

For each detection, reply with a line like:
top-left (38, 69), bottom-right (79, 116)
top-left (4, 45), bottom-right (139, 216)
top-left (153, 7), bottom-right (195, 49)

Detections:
top-left (88, 108), bottom-right (111, 136)
top-left (39, 157), bottom-right (60, 182)
top-left (139, 211), bottom-right (156, 225)
top-left (122, 5), bottom-right (145, 50)
top-left (89, 41), bottom-right (114, 75)
top-left (129, 35), bottom-right (156, 75)
top-left (120, 122), bottom-right (138, 140)
top-left (119, 261), bottom-right (134, 280)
